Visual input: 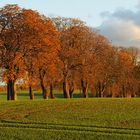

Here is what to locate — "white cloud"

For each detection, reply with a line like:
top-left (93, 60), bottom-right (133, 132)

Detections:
top-left (98, 5), bottom-right (140, 47)
top-left (136, 0), bottom-right (140, 8)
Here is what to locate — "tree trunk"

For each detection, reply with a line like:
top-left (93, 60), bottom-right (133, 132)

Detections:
top-left (40, 80), bottom-right (48, 99)
top-left (97, 81), bottom-right (105, 98)
top-left (12, 82), bottom-right (17, 100)
top-left (50, 83), bottom-right (55, 99)
top-left (69, 82), bottom-right (74, 98)
top-left (39, 69), bottom-right (48, 99)
top-left (7, 81), bottom-right (10, 100)
top-left (98, 81), bottom-right (103, 97)
top-left (81, 79), bottom-right (88, 98)
top-left (7, 80), bottom-right (17, 100)
top-left (122, 85), bottom-right (126, 97)
top-left (63, 78), bottom-right (70, 98)
top-left (98, 81), bottom-right (101, 97)
top-left (29, 86), bottom-right (34, 100)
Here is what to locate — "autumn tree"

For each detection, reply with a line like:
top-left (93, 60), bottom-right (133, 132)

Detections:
top-left (20, 9), bottom-right (60, 100)
top-left (77, 32), bottom-right (112, 98)
top-left (52, 17), bottom-right (85, 98)
top-left (37, 52), bottom-right (60, 99)
top-left (128, 47), bottom-right (140, 95)
top-left (133, 63), bottom-right (140, 97)
top-left (92, 44), bottom-right (116, 97)
top-left (1, 5), bottom-right (140, 101)
top-left (57, 18), bottom-right (112, 98)
top-left (113, 48), bottom-right (134, 97)
top-left (0, 5), bottom-right (26, 100)
top-left (0, 5), bottom-right (60, 100)
top-left (60, 25), bottom-right (94, 98)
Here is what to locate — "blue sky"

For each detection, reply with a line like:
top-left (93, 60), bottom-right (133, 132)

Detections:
top-left (0, 0), bottom-right (138, 26)
top-left (0, 0), bottom-right (140, 47)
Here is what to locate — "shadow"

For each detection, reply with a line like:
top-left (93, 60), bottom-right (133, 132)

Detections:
top-left (0, 91), bottom-right (93, 100)
top-left (53, 93), bottom-right (83, 98)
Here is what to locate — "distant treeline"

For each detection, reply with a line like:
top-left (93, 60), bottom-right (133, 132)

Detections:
top-left (0, 4), bottom-right (140, 100)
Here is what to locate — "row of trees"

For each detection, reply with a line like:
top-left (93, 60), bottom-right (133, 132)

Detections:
top-left (0, 5), bottom-right (140, 100)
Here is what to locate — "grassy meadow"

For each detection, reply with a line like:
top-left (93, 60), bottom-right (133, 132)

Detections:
top-left (0, 91), bottom-right (140, 140)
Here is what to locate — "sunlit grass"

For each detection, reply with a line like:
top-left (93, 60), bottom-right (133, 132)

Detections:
top-left (0, 98), bottom-right (140, 139)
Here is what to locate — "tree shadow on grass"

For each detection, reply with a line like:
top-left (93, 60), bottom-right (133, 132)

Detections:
top-left (54, 93), bottom-right (83, 98)
top-left (0, 91), bottom-right (93, 100)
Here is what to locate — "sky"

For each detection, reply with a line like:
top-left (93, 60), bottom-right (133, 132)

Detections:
top-left (0, 0), bottom-right (140, 47)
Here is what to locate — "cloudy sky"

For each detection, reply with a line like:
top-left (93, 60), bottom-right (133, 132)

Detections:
top-left (0, 0), bottom-right (140, 47)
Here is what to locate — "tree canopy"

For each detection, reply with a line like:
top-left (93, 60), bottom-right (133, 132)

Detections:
top-left (0, 4), bottom-right (140, 100)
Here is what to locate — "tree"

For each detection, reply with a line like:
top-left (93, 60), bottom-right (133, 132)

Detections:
top-left (21, 9), bottom-right (60, 99)
top-left (60, 25), bottom-right (94, 98)
top-left (0, 5), bottom-right (26, 100)
top-left (116, 48), bottom-right (135, 97)
top-left (78, 32), bottom-right (112, 98)
top-left (92, 45), bottom-right (116, 97)
top-left (52, 17), bottom-right (85, 31)
top-left (52, 17), bottom-right (85, 98)
top-left (133, 64), bottom-right (140, 97)
top-left (0, 5), bottom-right (60, 100)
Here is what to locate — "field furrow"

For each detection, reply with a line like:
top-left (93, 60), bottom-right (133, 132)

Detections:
top-left (0, 121), bottom-right (140, 136)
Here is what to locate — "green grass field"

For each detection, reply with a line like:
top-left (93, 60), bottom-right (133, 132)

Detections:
top-left (0, 93), bottom-right (140, 140)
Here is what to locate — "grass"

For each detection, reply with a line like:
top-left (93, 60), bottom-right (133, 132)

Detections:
top-left (0, 97), bottom-right (140, 139)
